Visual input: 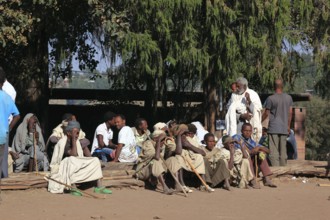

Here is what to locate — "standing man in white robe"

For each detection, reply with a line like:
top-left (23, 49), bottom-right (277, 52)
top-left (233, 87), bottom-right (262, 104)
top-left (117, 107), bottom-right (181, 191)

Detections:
top-left (226, 77), bottom-right (262, 142)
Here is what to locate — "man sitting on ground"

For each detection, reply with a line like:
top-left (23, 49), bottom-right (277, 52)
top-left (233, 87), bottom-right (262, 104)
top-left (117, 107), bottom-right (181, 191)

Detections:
top-left (112, 114), bottom-right (138, 162)
top-left (47, 113), bottom-right (90, 158)
top-left (131, 118), bottom-right (151, 150)
top-left (135, 129), bottom-right (178, 195)
top-left (170, 124), bottom-right (214, 192)
top-left (202, 133), bottom-right (231, 190)
top-left (91, 111), bottom-right (117, 162)
top-left (48, 121), bottom-right (111, 195)
top-left (12, 113), bottom-right (49, 172)
top-left (219, 135), bottom-right (256, 188)
top-left (233, 123), bottom-right (276, 188)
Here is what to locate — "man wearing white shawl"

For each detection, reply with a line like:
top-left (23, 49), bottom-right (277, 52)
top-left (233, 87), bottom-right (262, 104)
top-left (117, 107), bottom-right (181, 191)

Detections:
top-left (48, 121), bottom-right (108, 194)
top-left (225, 77), bottom-right (262, 141)
top-left (46, 113), bottom-right (90, 159)
top-left (12, 113), bottom-right (49, 172)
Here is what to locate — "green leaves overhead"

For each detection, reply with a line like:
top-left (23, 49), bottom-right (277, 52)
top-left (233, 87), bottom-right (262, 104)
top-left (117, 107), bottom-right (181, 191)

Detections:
top-left (108, 0), bottom-right (322, 93)
top-left (0, 0), bottom-right (35, 47)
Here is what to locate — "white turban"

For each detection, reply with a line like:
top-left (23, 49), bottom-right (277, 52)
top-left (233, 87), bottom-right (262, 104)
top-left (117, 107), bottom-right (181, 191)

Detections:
top-left (153, 122), bottom-right (167, 131)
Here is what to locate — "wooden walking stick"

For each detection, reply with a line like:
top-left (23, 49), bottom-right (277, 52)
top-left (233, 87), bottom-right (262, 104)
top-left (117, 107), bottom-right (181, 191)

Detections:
top-left (254, 128), bottom-right (259, 178)
top-left (182, 156), bottom-right (209, 190)
top-left (160, 157), bottom-right (188, 197)
top-left (33, 131), bottom-right (39, 175)
top-left (133, 158), bottom-right (153, 178)
top-left (43, 175), bottom-right (104, 199)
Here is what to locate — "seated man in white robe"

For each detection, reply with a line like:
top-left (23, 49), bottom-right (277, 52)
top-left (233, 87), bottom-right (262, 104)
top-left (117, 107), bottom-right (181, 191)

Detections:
top-left (47, 121), bottom-right (111, 195)
top-left (46, 113), bottom-right (90, 159)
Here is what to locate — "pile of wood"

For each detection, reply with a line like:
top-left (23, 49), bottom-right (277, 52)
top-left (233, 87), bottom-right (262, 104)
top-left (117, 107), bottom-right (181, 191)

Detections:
top-left (1, 162), bottom-right (144, 191)
top-left (0, 172), bottom-right (48, 190)
top-left (270, 160), bottom-right (329, 178)
top-left (101, 162), bottom-right (144, 188)
top-left (2, 160), bottom-right (328, 191)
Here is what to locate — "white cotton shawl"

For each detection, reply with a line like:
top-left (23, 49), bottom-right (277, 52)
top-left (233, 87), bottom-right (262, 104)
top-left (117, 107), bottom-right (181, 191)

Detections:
top-left (49, 136), bottom-right (84, 174)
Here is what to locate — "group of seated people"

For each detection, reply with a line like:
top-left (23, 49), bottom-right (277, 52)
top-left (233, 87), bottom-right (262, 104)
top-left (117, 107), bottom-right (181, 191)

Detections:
top-left (5, 111), bottom-right (277, 196)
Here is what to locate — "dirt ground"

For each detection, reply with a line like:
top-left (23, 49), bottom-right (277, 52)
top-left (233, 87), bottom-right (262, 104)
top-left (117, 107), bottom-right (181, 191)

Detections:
top-left (0, 177), bottom-right (329, 220)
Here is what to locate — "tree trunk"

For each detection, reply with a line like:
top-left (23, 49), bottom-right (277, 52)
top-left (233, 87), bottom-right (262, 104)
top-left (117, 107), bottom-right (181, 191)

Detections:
top-left (21, 21), bottom-right (49, 137)
top-left (203, 77), bottom-right (218, 133)
top-left (145, 75), bottom-right (157, 123)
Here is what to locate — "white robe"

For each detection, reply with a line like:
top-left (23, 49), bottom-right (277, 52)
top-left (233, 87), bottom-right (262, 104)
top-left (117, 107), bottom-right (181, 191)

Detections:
top-left (47, 136), bottom-right (103, 193)
top-left (191, 121), bottom-right (209, 144)
top-left (225, 93), bottom-right (247, 136)
top-left (225, 88), bottom-right (262, 141)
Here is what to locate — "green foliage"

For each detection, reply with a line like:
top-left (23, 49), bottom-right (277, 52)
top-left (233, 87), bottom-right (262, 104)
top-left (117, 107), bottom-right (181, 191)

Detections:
top-left (292, 0), bottom-right (330, 98)
top-left (298, 97), bottom-right (330, 160)
top-left (0, 0), bottom-right (329, 128)
top-left (0, 0), bottom-right (129, 106)
top-left (0, 0), bottom-right (35, 47)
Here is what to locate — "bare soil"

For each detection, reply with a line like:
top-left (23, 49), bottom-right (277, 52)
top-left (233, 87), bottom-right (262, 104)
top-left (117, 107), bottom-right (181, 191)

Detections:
top-left (1, 177), bottom-right (329, 220)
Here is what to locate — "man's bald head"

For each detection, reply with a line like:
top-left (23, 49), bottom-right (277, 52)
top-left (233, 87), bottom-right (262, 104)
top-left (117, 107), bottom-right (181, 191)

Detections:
top-left (274, 79), bottom-right (283, 90)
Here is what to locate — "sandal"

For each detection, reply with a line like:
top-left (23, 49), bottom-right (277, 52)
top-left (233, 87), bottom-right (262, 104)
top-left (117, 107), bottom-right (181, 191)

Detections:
top-left (200, 185), bottom-right (215, 192)
top-left (70, 189), bottom-right (82, 196)
top-left (182, 186), bottom-right (193, 193)
top-left (264, 182), bottom-right (277, 188)
top-left (94, 187), bottom-right (112, 194)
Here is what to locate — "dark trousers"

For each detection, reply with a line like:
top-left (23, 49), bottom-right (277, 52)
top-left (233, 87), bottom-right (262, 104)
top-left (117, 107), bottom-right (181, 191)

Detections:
top-left (249, 154), bottom-right (272, 177)
top-left (1, 133), bottom-right (9, 178)
top-left (1, 142), bottom-right (9, 178)
top-left (0, 144), bottom-right (5, 181)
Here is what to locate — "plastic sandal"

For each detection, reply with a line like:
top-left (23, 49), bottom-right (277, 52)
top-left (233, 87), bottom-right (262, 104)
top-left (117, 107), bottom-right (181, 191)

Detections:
top-left (200, 185), bottom-right (215, 192)
top-left (94, 187), bottom-right (112, 194)
top-left (182, 186), bottom-right (193, 193)
top-left (70, 189), bottom-right (82, 196)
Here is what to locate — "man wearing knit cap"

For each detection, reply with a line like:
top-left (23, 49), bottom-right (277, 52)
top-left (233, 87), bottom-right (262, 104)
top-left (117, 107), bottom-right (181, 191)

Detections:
top-left (48, 121), bottom-right (111, 195)
top-left (218, 135), bottom-right (255, 189)
top-left (91, 111), bottom-right (117, 162)
top-left (47, 113), bottom-right (90, 159)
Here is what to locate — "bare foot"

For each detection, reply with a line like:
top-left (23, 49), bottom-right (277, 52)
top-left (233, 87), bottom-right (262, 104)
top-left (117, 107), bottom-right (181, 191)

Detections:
top-left (163, 188), bottom-right (174, 195)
